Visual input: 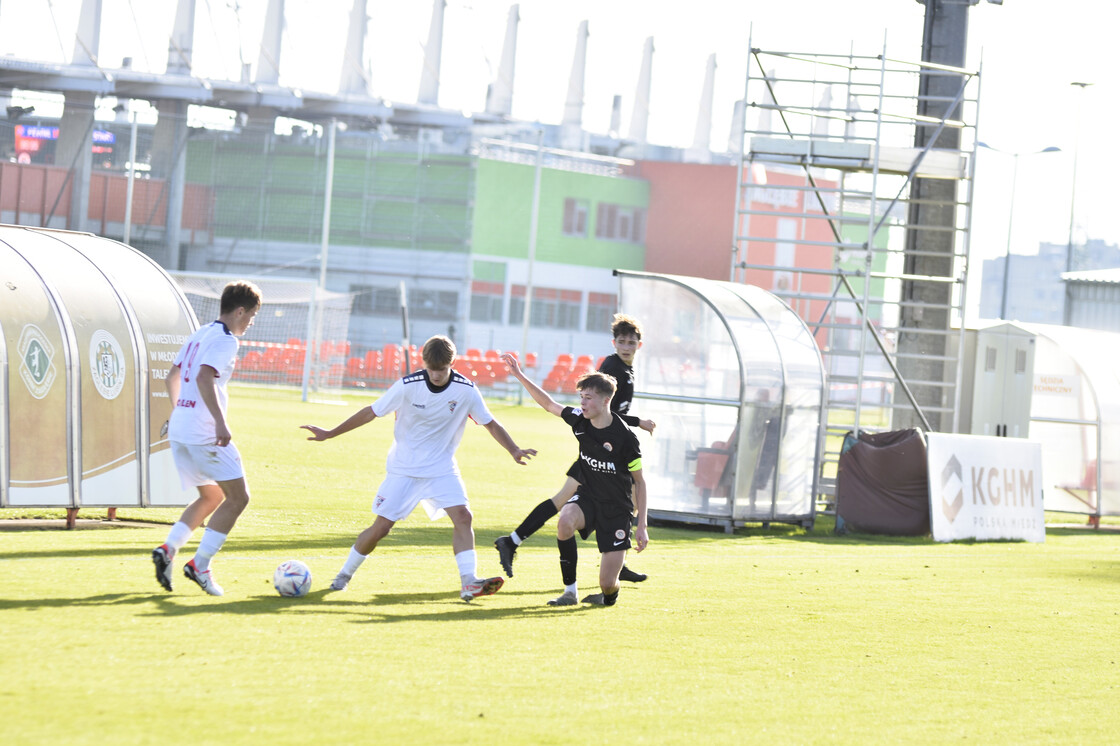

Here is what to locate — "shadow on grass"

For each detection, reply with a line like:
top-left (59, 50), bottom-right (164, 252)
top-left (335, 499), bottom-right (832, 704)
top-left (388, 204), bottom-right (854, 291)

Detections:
top-left (0, 588), bottom-right (599, 622)
top-left (0, 526), bottom-right (524, 560)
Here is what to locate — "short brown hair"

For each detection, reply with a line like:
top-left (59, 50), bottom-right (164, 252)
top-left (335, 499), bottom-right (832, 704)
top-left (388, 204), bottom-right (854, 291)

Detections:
top-left (220, 281), bottom-right (263, 314)
top-left (611, 313), bottom-right (642, 340)
top-left (422, 335), bottom-right (456, 369)
top-left (577, 371), bottom-right (616, 398)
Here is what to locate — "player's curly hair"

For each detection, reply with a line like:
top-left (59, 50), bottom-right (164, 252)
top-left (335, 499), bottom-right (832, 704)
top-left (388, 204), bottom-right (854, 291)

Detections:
top-left (422, 335), bottom-right (456, 369)
top-left (576, 371), bottom-right (617, 398)
top-left (611, 313), bottom-right (642, 340)
top-left (220, 281), bottom-right (263, 314)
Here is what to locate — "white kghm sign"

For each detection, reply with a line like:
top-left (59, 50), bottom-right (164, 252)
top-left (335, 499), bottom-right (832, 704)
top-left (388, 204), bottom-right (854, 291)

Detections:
top-left (927, 433), bottom-right (1045, 543)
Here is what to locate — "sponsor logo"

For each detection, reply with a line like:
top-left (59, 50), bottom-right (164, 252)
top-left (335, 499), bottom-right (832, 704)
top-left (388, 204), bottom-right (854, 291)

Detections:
top-left (941, 455), bottom-right (964, 523)
top-left (940, 453), bottom-right (1038, 525)
top-left (413, 403), bottom-right (427, 409)
top-left (18, 324), bottom-right (56, 399)
top-left (90, 330), bottom-right (126, 400)
top-left (574, 430), bottom-right (586, 436)
top-left (176, 399), bottom-right (197, 408)
top-left (581, 453), bottom-right (617, 473)
top-left (613, 539), bottom-right (626, 547)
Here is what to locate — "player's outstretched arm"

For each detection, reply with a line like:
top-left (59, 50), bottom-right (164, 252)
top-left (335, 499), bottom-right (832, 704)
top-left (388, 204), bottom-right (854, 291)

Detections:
top-left (621, 413), bottom-right (657, 435)
top-left (482, 419), bottom-right (537, 465)
top-left (302, 406), bottom-right (376, 441)
top-left (500, 352), bottom-right (563, 416)
top-left (631, 469), bottom-right (649, 553)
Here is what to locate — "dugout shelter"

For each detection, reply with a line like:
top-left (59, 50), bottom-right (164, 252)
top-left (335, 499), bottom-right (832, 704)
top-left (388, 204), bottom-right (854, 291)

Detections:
top-left (615, 270), bottom-right (825, 531)
top-left (0, 225), bottom-right (198, 520)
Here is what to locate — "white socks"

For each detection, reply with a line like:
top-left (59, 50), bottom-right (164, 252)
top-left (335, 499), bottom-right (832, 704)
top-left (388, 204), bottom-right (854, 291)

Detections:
top-left (164, 521), bottom-right (192, 555)
top-left (340, 546), bottom-right (367, 577)
top-left (455, 549), bottom-right (477, 582)
top-left (192, 528), bottom-right (228, 572)
top-left (510, 531), bottom-right (524, 546)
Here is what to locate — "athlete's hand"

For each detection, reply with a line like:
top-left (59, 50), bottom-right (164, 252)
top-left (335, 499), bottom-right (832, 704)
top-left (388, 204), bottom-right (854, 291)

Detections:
top-left (500, 352), bottom-right (523, 376)
top-left (214, 422), bottom-right (233, 447)
top-left (301, 425), bottom-right (331, 441)
top-left (511, 447), bottom-right (537, 465)
top-left (639, 419), bottom-right (657, 436)
top-left (634, 525), bottom-right (649, 552)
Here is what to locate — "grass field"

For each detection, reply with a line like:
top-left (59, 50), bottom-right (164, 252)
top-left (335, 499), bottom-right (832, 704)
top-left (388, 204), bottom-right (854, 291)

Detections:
top-left (2, 385), bottom-right (1119, 745)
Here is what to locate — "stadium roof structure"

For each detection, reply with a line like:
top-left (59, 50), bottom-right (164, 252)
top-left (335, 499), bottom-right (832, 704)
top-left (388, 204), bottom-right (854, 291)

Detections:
top-left (1061, 268), bottom-right (1120, 285)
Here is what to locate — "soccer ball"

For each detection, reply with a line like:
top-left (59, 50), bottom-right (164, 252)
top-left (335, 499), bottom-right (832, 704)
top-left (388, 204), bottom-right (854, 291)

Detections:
top-left (273, 559), bottom-right (312, 597)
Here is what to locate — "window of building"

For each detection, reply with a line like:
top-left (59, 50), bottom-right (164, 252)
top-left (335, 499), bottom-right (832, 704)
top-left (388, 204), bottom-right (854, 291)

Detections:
top-left (470, 280), bottom-right (505, 323)
top-left (586, 292), bottom-right (616, 332)
top-left (595, 203), bottom-right (645, 243)
top-left (409, 289), bottom-right (459, 320)
top-left (350, 285), bottom-right (401, 315)
top-left (563, 198), bottom-right (589, 237)
top-left (510, 285), bottom-right (582, 330)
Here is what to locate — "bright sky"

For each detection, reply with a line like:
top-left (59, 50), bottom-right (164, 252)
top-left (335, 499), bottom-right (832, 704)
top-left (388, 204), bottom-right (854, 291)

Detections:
top-left (2, 0), bottom-right (1118, 280)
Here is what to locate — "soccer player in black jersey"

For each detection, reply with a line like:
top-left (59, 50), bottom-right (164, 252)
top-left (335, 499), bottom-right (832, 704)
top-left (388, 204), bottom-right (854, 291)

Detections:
top-left (494, 314), bottom-right (654, 582)
top-left (501, 353), bottom-right (648, 606)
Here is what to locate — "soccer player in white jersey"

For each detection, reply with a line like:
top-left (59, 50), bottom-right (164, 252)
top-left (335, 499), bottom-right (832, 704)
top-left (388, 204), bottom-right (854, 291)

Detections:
top-left (302, 335), bottom-right (536, 601)
top-left (151, 280), bottom-right (262, 596)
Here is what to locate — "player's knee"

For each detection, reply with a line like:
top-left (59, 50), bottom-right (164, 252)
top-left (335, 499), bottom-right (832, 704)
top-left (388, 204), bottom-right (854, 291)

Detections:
top-left (447, 505), bottom-right (473, 527)
top-left (556, 515), bottom-right (577, 537)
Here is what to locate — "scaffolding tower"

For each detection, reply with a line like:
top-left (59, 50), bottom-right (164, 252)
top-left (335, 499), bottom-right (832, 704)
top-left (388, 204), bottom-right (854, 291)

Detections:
top-left (732, 35), bottom-right (981, 505)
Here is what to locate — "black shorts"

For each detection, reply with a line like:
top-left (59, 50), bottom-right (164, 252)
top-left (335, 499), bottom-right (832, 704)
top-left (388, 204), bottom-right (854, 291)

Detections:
top-left (565, 493), bottom-right (632, 553)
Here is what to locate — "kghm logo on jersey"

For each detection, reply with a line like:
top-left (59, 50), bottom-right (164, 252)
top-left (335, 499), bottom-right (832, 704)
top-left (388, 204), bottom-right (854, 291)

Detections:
top-left (18, 324), bottom-right (57, 400)
top-left (581, 453), bottom-right (617, 473)
top-left (89, 330), bottom-right (126, 400)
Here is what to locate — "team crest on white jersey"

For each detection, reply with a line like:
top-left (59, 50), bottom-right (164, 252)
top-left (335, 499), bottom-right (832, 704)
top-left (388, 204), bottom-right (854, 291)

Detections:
top-left (449, 400), bottom-right (458, 413)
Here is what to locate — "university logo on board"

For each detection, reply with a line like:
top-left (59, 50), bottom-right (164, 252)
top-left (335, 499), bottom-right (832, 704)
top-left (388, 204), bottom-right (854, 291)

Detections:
top-left (90, 330), bottom-right (126, 400)
top-left (18, 324), bottom-right (57, 399)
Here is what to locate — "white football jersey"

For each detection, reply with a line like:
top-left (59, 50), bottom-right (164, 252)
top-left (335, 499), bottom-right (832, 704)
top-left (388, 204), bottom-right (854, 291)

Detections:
top-left (372, 370), bottom-right (494, 478)
top-left (168, 321), bottom-right (239, 445)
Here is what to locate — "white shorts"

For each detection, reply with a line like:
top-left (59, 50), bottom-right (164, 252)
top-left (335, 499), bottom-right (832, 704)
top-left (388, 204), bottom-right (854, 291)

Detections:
top-left (171, 441), bottom-right (246, 489)
top-left (373, 473), bottom-right (469, 522)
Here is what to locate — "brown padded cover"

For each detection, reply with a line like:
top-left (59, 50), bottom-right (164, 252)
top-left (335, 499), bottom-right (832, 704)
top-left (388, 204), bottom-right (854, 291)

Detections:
top-left (836, 429), bottom-right (930, 535)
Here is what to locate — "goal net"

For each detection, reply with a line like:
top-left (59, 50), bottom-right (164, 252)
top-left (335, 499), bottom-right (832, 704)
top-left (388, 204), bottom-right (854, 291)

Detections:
top-left (170, 272), bottom-right (354, 394)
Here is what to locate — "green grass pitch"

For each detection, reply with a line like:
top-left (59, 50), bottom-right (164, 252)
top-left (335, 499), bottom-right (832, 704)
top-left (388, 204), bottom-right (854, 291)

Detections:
top-left (1, 385), bottom-right (1119, 744)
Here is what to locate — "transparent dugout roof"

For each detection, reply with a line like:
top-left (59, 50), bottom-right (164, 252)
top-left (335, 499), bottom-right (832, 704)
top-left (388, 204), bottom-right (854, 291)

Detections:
top-left (1017, 323), bottom-right (1120, 516)
top-left (615, 271), bottom-right (826, 529)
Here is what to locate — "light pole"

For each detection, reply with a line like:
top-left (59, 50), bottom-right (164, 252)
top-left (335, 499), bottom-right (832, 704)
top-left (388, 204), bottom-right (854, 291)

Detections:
top-left (977, 142), bottom-right (1061, 320)
top-left (1064, 81), bottom-right (1093, 324)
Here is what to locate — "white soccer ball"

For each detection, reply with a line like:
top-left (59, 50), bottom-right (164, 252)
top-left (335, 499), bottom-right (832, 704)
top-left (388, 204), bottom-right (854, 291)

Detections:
top-left (274, 559), bottom-right (312, 597)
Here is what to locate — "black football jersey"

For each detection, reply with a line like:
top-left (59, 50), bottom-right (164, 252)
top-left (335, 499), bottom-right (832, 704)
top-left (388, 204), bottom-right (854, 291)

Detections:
top-left (561, 406), bottom-right (642, 515)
